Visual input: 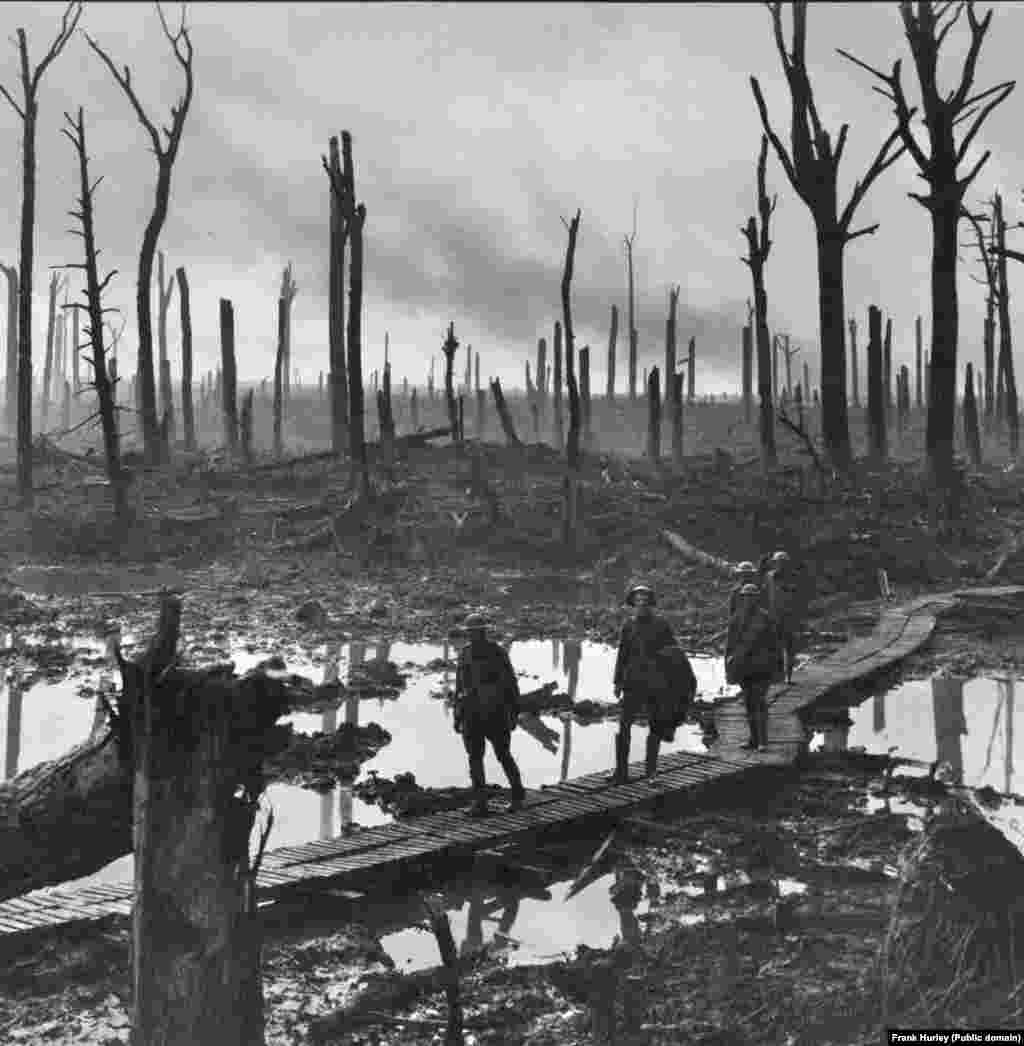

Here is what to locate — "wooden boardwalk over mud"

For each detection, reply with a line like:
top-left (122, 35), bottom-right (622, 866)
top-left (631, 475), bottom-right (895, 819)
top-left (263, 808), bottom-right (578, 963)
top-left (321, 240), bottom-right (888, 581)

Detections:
top-left (0, 585), bottom-right (1021, 939)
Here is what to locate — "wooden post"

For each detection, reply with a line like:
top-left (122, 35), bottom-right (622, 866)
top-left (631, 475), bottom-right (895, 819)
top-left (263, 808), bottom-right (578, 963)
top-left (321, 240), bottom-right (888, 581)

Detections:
top-left (606, 304), bottom-right (618, 402)
top-left (127, 594), bottom-right (288, 1046)
top-left (741, 324), bottom-right (753, 423)
top-left (963, 361), bottom-right (981, 466)
top-left (553, 320), bottom-right (564, 451)
top-left (273, 298), bottom-right (285, 458)
top-left (175, 268), bottom-right (196, 452)
top-left (867, 305), bottom-right (887, 462)
top-left (646, 366), bottom-right (661, 462)
top-left (490, 378), bottom-right (520, 446)
top-left (671, 369), bottom-right (683, 465)
top-left (219, 300), bottom-right (238, 455)
top-left (687, 336), bottom-right (695, 404)
top-left (849, 317), bottom-right (860, 407)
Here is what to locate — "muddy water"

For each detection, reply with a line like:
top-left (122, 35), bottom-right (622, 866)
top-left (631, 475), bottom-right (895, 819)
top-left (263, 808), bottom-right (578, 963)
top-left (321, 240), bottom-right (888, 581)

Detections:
top-left (816, 674), bottom-right (1024, 794)
top-left (0, 639), bottom-right (727, 888)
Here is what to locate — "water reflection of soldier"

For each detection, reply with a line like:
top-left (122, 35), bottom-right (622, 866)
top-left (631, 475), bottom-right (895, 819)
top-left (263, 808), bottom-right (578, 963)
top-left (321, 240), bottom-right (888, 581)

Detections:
top-left (562, 640), bottom-right (582, 782)
top-left (612, 584), bottom-right (678, 783)
top-left (461, 887), bottom-right (521, 959)
top-left (931, 675), bottom-right (967, 784)
top-left (454, 613), bottom-right (526, 817)
top-left (610, 863), bottom-right (644, 948)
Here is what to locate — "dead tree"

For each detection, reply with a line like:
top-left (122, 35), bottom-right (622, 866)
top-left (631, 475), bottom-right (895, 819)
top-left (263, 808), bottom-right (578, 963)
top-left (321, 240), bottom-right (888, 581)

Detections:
top-left (324, 135), bottom-right (351, 453)
top-left (86, 3), bottom-right (194, 466)
top-left (41, 271), bottom-right (63, 425)
top-left (62, 106), bottom-right (127, 520)
top-left (781, 334), bottom-right (799, 400)
top-left (71, 290), bottom-right (79, 394)
top-left (848, 317), bottom-right (860, 407)
top-left (1, 264), bottom-right (17, 429)
top-left (1, 2), bottom-right (81, 500)
top-left (125, 594), bottom-right (286, 1046)
top-left (962, 212), bottom-right (996, 423)
top-left (867, 304), bottom-right (887, 462)
top-left (740, 135), bottom-right (777, 470)
top-left (606, 304), bottom-right (618, 402)
top-left (561, 209), bottom-right (582, 546)
top-left (553, 320), bottom-right (564, 450)
top-left (579, 346), bottom-right (592, 449)
top-left (175, 266), bottom-right (196, 451)
top-left (441, 322), bottom-right (460, 444)
top-left (803, 360), bottom-right (811, 405)
top-left (963, 361), bottom-right (981, 465)
top-left (646, 366), bottom-right (661, 462)
top-left (687, 336), bottom-right (696, 403)
top-left (753, 0), bottom-right (906, 470)
top-left (377, 360), bottom-right (395, 473)
top-left (272, 299), bottom-right (286, 457)
top-left (536, 337), bottom-right (547, 412)
top-left (428, 356), bottom-right (435, 401)
top-left (280, 263), bottom-right (298, 412)
top-left (990, 193), bottom-right (1019, 454)
top-left (157, 250), bottom-right (175, 441)
top-left (463, 343), bottom-right (472, 394)
top-left (841, 0), bottom-right (1014, 481)
top-left (664, 287), bottom-right (679, 404)
top-left (490, 378), bottom-right (520, 446)
top-left (625, 201), bottom-right (639, 401)
top-left (220, 299), bottom-right (238, 455)
top-left (741, 320), bottom-right (753, 422)
top-left (771, 332), bottom-right (780, 405)
top-left (410, 386), bottom-right (420, 430)
top-left (883, 316), bottom-right (893, 416)
top-left (915, 315), bottom-right (925, 410)
top-left (240, 387), bottom-right (254, 464)
top-left (671, 369), bottom-right (684, 464)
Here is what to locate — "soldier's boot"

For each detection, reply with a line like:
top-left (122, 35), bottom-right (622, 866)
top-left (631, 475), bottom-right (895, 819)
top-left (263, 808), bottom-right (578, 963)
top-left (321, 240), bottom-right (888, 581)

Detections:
top-left (612, 730), bottom-right (630, 783)
top-left (645, 732), bottom-right (661, 778)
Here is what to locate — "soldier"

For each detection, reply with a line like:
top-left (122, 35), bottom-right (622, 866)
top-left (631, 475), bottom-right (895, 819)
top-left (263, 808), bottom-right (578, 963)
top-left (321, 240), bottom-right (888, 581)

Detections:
top-left (728, 561), bottom-right (760, 616)
top-left (763, 550), bottom-right (801, 684)
top-left (454, 612), bottom-right (526, 817)
top-left (612, 583), bottom-right (678, 783)
top-left (725, 582), bottom-right (779, 750)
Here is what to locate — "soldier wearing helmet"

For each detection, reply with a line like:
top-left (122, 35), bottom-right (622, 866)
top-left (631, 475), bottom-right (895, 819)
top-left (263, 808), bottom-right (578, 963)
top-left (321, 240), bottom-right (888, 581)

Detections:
top-left (763, 549), bottom-right (801, 684)
top-left (454, 611), bottom-right (526, 817)
top-left (728, 561), bottom-right (760, 617)
top-left (724, 581), bottom-right (779, 750)
top-left (611, 583), bottom-right (679, 783)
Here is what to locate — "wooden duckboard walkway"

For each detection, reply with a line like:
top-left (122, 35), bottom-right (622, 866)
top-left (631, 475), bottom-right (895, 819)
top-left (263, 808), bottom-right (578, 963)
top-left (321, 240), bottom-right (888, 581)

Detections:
top-left (1, 585), bottom-right (1021, 938)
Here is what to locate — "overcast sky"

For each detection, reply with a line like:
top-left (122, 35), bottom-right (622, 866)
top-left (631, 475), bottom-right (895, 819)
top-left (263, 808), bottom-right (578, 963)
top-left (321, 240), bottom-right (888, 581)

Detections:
top-left (1, 1), bottom-right (1023, 393)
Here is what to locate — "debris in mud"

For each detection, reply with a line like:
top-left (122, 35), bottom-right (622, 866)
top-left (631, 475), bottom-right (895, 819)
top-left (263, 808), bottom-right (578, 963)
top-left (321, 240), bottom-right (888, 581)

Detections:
top-left (265, 723), bottom-right (393, 790)
top-left (295, 599), bottom-right (328, 629)
top-left (353, 771), bottom-right (506, 818)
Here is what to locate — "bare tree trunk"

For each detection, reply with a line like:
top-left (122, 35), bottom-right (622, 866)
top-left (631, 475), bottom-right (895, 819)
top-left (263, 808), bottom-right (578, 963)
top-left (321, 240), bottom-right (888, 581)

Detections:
top-left (663, 289), bottom-right (677, 404)
top-left (817, 234), bottom-right (852, 469)
top-left (129, 595), bottom-right (281, 1046)
top-left (441, 322), bottom-right (459, 445)
top-left (71, 299), bottom-right (79, 395)
top-left (926, 204), bottom-right (960, 480)
top-left (536, 337), bottom-right (547, 410)
top-left (327, 133), bottom-right (349, 454)
top-left (240, 387), bottom-right (254, 464)
top-left (475, 387), bottom-right (484, 438)
top-left (848, 317), bottom-right (859, 407)
top-left (1, 265), bottom-right (17, 431)
top-left (42, 271), bottom-right (59, 426)
top-left (983, 297), bottom-right (994, 422)
top-left (671, 370), bottom-right (683, 464)
top-left (606, 304), bottom-right (618, 402)
top-left (994, 193), bottom-right (1019, 455)
top-left (561, 209), bottom-right (582, 548)
top-left (553, 320), bottom-right (564, 451)
top-left (410, 387), bottom-right (420, 431)
top-left (220, 299), bottom-right (238, 456)
top-left (281, 263), bottom-right (298, 428)
top-left (579, 346), bottom-right (592, 450)
top-left (883, 315), bottom-right (893, 418)
top-left (867, 304), bottom-right (887, 463)
top-left (803, 361), bottom-right (810, 405)
top-left (687, 336), bottom-right (695, 404)
top-left (742, 324), bottom-right (753, 423)
top-left (157, 250), bottom-right (174, 440)
top-left (175, 267), bottom-right (196, 452)
top-left (490, 378), bottom-right (520, 446)
top-left (963, 361), bottom-right (981, 466)
top-left (916, 315), bottom-right (924, 411)
top-left (273, 298), bottom-right (285, 458)
top-left (15, 76), bottom-right (37, 502)
top-left (626, 234), bottom-right (637, 402)
top-left (346, 193), bottom-right (369, 497)
top-left (646, 366), bottom-right (661, 462)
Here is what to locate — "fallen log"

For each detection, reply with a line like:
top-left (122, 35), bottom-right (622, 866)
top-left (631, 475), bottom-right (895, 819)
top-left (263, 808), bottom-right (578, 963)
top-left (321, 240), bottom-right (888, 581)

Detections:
top-left (660, 528), bottom-right (735, 576)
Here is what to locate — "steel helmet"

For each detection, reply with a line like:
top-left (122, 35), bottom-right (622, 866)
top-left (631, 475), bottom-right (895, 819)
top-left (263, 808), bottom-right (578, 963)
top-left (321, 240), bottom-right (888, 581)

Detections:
top-left (464, 612), bottom-right (489, 631)
top-left (734, 561), bottom-right (757, 578)
top-left (625, 583), bottom-right (656, 607)
top-left (771, 550), bottom-right (791, 565)
top-left (738, 583), bottom-right (761, 597)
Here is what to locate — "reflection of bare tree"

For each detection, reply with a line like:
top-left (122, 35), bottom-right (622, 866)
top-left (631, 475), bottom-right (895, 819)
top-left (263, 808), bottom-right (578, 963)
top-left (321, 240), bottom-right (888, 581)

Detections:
top-left (339, 781), bottom-right (353, 833)
top-left (932, 675), bottom-right (967, 784)
top-left (4, 668), bottom-right (22, 781)
top-left (375, 640), bottom-right (392, 664)
top-left (564, 640), bottom-right (581, 703)
top-left (1006, 678), bottom-right (1015, 796)
top-left (873, 691), bottom-right (885, 733)
top-left (319, 787), bottom-right (334, 841)
top-left (560, 716), bottom-right (573, 783)
top-left (552, 638), bottom-right (560, 671)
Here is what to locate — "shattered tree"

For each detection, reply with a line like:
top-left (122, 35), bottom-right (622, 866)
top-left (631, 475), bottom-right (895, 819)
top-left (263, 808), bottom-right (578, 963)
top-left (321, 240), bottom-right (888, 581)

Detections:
top-left (753, 0), bottom-right (905, 469)
top-left (561, 208), bottom-right (583, 547)
top-left (175, 266), bottom-right (196, 451)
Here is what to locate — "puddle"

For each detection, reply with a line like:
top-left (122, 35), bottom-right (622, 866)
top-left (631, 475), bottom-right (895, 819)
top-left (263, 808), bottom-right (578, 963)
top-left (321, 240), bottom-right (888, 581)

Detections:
top-left (1, 638), bottom-right (723, 890)
top-left (379, 872), bottom-right (654, 971)
top-left (812, 674), bottom-right (1024, 796)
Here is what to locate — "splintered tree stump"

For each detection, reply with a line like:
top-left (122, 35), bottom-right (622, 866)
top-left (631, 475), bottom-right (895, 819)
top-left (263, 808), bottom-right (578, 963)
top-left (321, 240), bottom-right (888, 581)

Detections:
top-left (490, 378), bottom-right (520, 446)
top-left (127, 594), bottom-right (291, 1046)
